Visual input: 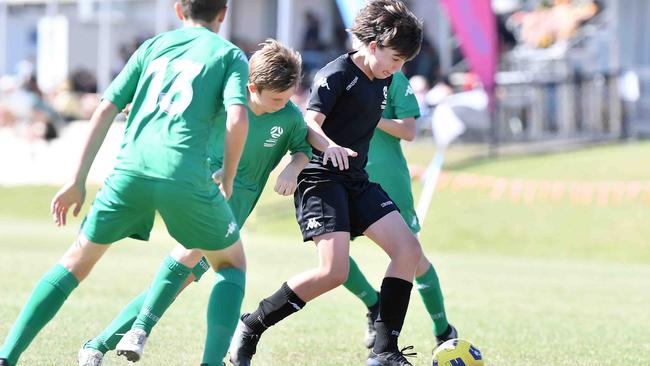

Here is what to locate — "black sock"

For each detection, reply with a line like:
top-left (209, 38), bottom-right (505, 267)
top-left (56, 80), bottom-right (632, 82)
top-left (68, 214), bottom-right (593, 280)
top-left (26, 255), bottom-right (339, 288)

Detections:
top-left (242, 282), bottom-right (306, 335)
top-left (373, 277), bottom-right (413, 353)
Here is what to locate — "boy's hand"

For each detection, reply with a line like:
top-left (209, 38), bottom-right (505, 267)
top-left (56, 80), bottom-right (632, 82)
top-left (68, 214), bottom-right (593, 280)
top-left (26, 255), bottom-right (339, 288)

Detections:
top-left (212, 169), bottom-right (233, 200)
top-left (51, 181), bottom-right (86, 227)
top-left (323, 144), bottom-right (357, 170)
top-left (274, 165), bottom-right (300, 196)
top-left (122, 104), bottom-right (132, 117)
top-left (220, 178), bottom-right (234, 200)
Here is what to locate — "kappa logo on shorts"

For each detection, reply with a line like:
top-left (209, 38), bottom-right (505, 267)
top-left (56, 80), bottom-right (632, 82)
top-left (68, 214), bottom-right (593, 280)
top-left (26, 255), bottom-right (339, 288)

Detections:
top-left (225, 221), bottom-right (237, 237)
top-left (306, 217), bottom-right (322, 230)
top-left (380, 200), bottom-right (394, 208)
top-left (264, 126), bottom-right (284, 147)
top-left (317, 77), bottom-right (330, 91)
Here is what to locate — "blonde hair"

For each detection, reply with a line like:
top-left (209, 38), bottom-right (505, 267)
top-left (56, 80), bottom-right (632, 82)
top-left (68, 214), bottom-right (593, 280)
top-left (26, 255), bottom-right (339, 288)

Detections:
top-left (249, 39), bottom-right (303, 92)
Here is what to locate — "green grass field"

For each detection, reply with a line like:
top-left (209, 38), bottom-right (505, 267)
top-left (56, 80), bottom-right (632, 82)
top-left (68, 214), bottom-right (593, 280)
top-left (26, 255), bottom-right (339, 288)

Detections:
top-left (1, 142), bottom-right (649, 365)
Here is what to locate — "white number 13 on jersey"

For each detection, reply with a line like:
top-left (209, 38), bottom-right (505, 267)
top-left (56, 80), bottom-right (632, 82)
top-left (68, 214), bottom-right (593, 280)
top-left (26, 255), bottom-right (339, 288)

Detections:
top-left (143, 57), bottom-right (203, 115)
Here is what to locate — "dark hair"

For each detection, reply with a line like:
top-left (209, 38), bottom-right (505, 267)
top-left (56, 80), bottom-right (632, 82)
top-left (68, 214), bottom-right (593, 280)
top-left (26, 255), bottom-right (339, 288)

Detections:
top-left (249, 39), bottom-right (303, 92)
top-left (180, 0), bottom-right (227, 23)
top-left (349, 0), bottom-right (423, 60)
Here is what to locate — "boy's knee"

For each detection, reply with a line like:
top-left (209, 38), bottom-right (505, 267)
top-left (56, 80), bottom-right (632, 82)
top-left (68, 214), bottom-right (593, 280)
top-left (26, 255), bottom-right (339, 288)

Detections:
top-left (170, 246), bottom-right (204, 267)
top-left (394, 239), bottom-right (422, 265)
top-left (320, 265), bottom-right (349, 288)
top-left (59, 237), bottom-right (106, 282)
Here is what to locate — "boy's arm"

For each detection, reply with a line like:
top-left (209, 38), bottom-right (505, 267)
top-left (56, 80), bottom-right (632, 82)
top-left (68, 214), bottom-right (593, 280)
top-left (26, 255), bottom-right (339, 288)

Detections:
top-left (221, 104), bottom-right (249, 199)
top-left (274, 152), bottom-right (310, 196)
top-left (304, 110), bottom-right (357, 170)
top-left (51, 100), bottom-right (120, 226)
top-left (376, 117), bottom-right (417, 141)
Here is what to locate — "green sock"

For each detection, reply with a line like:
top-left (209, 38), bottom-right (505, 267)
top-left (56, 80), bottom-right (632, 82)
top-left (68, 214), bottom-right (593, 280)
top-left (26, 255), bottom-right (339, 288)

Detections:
top-left (85, 290), bottom-right (147, 353)
top-left (415, 264), bottom-right (449, 336)
top-left (0, 264), bottom-right (79, 365)
top-left (344, 257), bottom-right (379, 308)
top-left (202, 267), bottom-right (245, 366)
top-left (132, 256), bottom-right (190, 334)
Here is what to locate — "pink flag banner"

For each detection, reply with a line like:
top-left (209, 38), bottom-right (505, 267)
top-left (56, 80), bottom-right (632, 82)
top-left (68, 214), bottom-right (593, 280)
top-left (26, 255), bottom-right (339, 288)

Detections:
top-left (440, 0), bottom-right (498, 98)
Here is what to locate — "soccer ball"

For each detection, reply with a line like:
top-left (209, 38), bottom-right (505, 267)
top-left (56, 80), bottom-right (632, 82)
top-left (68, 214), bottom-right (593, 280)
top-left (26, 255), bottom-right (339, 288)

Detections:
top-left (432, 338), bottom-right (484, 366)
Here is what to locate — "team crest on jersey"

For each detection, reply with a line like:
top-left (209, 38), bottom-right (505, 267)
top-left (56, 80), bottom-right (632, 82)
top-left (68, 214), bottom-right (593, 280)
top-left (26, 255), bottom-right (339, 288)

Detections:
top-left (264, 126), bottom-right (284, 147)
top-left (317, 77), bottom-right (330, 91)
top-left (405, 85), bottom-right (414, 96)
top-left (381, 86), bottom-right (388, 110)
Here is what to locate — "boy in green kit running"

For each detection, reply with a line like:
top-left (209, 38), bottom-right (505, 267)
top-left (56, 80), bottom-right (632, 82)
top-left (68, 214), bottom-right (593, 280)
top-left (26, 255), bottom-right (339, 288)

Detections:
top-left (343, 71), bottom-right (458, 353)
top-left (0, 1), bottom-right (249, 365)
top-left (76, 39), bottom-right (309, 366)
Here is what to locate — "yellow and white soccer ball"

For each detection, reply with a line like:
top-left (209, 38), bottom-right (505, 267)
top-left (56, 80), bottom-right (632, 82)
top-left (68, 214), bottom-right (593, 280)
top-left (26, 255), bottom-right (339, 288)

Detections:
top-left (432, 338), bottom-right (484, 366)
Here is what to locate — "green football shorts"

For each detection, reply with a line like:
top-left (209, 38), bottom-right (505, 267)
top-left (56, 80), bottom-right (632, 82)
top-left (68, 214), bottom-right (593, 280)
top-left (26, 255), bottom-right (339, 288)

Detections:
top-left (81, 173), bottom-right (240, 250)
top-left (187, 185), bottom-right (260, 282)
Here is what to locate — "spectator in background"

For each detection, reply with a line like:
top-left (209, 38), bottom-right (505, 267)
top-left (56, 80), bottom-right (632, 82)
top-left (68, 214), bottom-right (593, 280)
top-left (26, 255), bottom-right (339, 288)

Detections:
top-left (23, 75), bottom-right (60, 141)
top-left (509, 0), bottom-right (600, 48)
top-left (52, 69), bottom-right (99, 122)
top-left (0, 73), bottom-right (60, 142)
top-left (0, 104), bottom-right (15, 128)
top-left (71, 69), bottom-right (97, 94)
top-left (404, 37), bottom-right (439, 85)
top-left (52, 79), bottom-right (83, 122)
top-left (302, 11), bottom-right (325, 52)
top-left (301, 11), bottom-right (328, 76)
top-left (0, 76), bottom-right (18, 128)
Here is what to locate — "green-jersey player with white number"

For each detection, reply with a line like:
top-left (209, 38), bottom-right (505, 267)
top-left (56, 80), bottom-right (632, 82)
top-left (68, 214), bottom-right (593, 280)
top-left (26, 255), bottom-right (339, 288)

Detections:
top-left (0, 1), bottom-right (249, 366)
top-left (76, 39), bottom-right (310, 366)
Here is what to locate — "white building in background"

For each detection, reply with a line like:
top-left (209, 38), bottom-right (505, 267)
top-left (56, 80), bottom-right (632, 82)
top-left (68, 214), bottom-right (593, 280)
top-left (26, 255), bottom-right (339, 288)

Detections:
top-left (0, 0), bottom-right (449, 92)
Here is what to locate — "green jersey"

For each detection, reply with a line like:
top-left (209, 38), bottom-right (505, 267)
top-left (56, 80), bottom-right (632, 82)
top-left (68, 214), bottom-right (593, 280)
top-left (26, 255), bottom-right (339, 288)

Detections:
top-left (103, 26), bottom-right (249, 189)
top-left (209, 101), bottom-right (312, 222)
top-left (366, 71), bottom-right (421, 232)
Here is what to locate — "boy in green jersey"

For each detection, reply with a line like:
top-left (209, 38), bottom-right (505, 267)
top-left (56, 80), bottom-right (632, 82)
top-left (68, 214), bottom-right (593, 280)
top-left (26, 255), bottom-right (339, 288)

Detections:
top-left (76, 39), bottom-right (309, 366)
top-left (343, 71), bottom-right (458, 353)
top-left (0, 1), bottom-right (249, 366)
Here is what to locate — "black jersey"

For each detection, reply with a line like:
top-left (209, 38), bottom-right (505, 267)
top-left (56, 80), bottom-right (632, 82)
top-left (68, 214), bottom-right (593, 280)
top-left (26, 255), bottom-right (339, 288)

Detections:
top-left (304, 52), bottom-right (393, 181)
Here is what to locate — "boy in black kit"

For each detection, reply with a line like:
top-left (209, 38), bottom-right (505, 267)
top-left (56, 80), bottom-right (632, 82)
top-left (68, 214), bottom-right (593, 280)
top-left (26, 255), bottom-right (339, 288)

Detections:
top-left (229, 1), bottom-right (423, 365)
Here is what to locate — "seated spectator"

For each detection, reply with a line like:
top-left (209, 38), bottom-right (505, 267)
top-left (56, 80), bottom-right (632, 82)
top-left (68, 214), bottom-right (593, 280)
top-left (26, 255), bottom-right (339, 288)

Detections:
top-left (52, 79), bottom-right (84, 122)
top-left (510, 0), bottom-right (599, 48)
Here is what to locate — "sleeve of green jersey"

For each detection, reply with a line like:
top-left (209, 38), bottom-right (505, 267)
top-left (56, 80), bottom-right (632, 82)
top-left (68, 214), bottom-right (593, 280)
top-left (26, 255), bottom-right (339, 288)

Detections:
top-left (102, 41), bottom-right (148, 110)
top-left (222, 49), bottom-right (249, 107)
top-left (389, 72), bottom-right (421, 119)
top-left (288, 112), bottom-right (313, 159)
